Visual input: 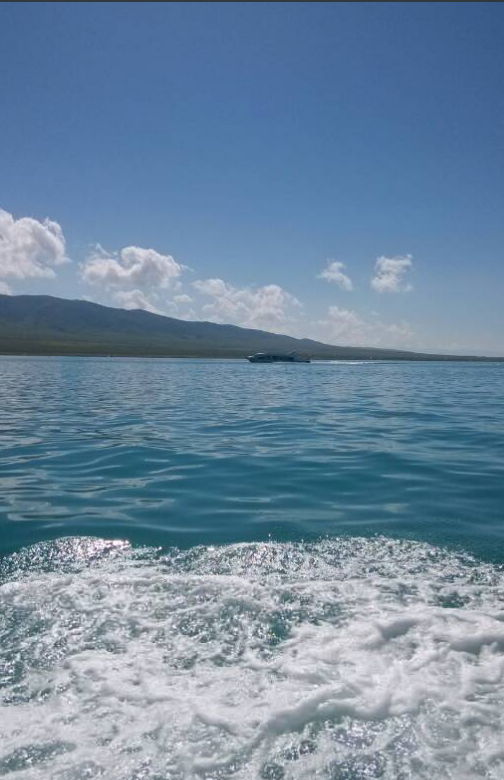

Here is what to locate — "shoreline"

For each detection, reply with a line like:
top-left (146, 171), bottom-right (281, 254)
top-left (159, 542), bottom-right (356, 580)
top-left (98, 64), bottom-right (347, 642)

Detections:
top-left (1, 352), bottom-right (503, 362)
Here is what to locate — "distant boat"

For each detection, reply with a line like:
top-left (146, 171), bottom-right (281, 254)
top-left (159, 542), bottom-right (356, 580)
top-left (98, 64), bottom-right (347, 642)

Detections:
top-left (247, 351), bottom-right (310, 363)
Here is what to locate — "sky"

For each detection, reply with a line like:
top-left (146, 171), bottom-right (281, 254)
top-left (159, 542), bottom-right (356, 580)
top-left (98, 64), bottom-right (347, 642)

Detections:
top-left (1, 2), bottom-right (503, 354)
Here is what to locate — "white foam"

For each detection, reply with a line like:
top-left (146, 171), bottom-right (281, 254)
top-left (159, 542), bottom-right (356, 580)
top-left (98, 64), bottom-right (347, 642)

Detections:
top-left (1, 537), bottom-right (504, 779)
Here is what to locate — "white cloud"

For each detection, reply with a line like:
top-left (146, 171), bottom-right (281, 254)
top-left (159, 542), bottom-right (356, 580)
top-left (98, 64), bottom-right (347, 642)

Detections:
top-left (81, 244), bottom-right (190, 317)
top-left (173, 293), bottom-right (193, 304)
top-left (317, 260), bottom-right (353, 291)
top-left (193, 278), bottom-right (301, 332)
top-left (113, 289), bottom-right (163, 315)
top-left (81, 244), bottom-right (186, 292)
top-left (322, 306), bottom-right (366, 341)
top-left (111, 288), bottom-right (194, 319)
top-left (0, 281), bottom-right (12, 295)
top-left (0, 208), bottom-right (68, 284)
top-left (371, 254), bottom-right (413, 293)
top-left (177, 308), bottom-right (198, 321)
top-left (193, 278), bottom-right (228, 297)
top-left (317, 305), bottom-right (415, 348)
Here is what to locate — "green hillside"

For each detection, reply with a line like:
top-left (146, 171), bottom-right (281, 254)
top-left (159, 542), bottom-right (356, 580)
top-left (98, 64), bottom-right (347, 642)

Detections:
top-left (0, 294), bottom-right (499, 360)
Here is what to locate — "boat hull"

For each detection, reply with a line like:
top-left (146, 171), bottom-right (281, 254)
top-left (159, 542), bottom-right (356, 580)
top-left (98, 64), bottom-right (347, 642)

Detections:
top-left (247, 353), bottom-right (310, 363)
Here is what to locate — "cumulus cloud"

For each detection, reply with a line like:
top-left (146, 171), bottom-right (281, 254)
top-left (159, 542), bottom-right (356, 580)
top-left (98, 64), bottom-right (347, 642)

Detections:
top-left (173, 293), bottom-right (193, 304)
top-left (317, 305), bottom-right (415, 348)
top-left (193, 278), bottom-right (228, 297)
top-left (176, 307), bottom-right (198, 321)
top-left (113, 289), bottom-right (163, 315)
top-left (0, 208), bottom-right (68, 285)
top-left (371, 254), bottom-right (413, 293)
top-left (317, 260), bottom-right (353, 291)
top-left (81, 244), bottom-right (186, 292)
top-left (322, 307), bottom-right (366, 340)
top-left (193, 278), bottom-right (301, 332)
top-left (0, 281), bottom-right (12, 295)
top-left (81, 243), bottom-right (191, 316)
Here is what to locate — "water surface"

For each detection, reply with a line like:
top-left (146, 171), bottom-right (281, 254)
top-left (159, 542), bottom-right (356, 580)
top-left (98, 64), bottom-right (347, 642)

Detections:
top-left (1, 357), bottom-right (503, 779)
top-left (1, 357), bottom-right (503, 559)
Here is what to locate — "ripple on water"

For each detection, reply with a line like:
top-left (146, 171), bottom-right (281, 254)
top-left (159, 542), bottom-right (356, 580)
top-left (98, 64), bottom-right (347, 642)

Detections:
top-left (1, 359), bottom-right (504, 557)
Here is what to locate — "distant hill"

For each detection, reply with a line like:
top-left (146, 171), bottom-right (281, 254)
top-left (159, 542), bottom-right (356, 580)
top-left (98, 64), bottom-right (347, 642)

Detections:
top-left (0, 294), bottom-right (499, 360)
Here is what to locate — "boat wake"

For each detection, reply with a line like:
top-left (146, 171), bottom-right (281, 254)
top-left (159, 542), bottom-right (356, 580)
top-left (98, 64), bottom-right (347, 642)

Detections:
top-left (1, 537), bottom-right (504, 779)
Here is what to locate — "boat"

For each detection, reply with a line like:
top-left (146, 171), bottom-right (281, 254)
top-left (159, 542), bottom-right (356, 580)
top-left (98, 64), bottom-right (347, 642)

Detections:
top-left (247, 351), bottom-right (310, 363)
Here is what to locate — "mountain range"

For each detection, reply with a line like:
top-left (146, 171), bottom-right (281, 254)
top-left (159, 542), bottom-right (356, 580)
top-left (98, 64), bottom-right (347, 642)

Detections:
top-left (0, 294), bottom-right (500, 360)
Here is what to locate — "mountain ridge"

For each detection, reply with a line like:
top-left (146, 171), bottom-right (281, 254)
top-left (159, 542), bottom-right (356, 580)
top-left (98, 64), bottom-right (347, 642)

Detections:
top-left (0, 294), bottom-right (500, 361)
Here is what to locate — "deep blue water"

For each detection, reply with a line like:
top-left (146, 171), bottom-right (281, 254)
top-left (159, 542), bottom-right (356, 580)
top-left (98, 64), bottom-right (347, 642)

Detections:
top-left (1, 356), bottom-right (503, 560)
top-left (1, 357), bottom-right (504, 779)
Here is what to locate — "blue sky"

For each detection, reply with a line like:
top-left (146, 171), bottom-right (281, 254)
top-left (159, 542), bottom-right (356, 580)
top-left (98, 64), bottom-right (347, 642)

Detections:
top-left (1, 2), bottom-right (503, 353)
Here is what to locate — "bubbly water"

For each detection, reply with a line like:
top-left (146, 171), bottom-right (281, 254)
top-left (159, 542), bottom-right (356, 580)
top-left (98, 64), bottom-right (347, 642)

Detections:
top-left (1, 357), bottom-right (504, 779)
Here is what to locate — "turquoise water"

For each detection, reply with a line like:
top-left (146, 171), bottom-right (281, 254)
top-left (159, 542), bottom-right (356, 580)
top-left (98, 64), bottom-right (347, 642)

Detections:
top-left (1, 357), bottom-right (504, 559)
top-left (1, 357), bottom-right (504, 779)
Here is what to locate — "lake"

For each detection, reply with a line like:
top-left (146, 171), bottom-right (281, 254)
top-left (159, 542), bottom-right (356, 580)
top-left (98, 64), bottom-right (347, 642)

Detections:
top-left (1, 357), bottom-right (503, 779)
